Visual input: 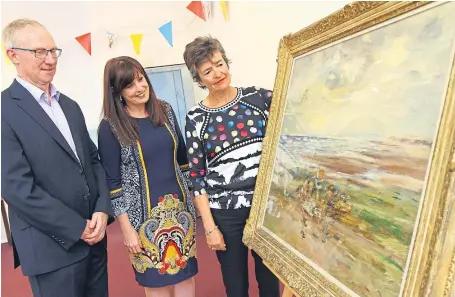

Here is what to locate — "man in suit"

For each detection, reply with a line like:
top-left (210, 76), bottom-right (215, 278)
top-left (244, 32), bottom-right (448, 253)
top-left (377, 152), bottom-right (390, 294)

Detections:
top-left (1, 19), bottom-right (113, 297)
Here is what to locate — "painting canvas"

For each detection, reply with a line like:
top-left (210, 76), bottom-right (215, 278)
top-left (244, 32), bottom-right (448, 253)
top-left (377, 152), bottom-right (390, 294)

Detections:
top-left (243, 2), bottom-right (455, 297)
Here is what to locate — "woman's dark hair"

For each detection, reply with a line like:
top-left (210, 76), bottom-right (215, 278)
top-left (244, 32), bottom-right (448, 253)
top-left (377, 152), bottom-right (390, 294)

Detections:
top-left (183, 35), bottom-right (231, 89)
top-left (101, 56), bottom-right (166, 145)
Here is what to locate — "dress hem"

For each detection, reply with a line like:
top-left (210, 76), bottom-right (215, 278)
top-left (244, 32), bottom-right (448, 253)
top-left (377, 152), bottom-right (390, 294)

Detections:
top-left (135, 269), bottom-right (199, 288)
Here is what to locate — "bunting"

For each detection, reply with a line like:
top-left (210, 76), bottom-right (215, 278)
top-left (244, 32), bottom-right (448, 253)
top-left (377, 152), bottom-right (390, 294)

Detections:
top-left (159, 21), bottom-right (173, 47)
top-left (130, 33), bottom-right (143, 55)
top-left (75, 33), bottom-right (91, 55)
top-left (106, 31), bottom-right (116, 48)
top-left (220, 1), bottom-right (229, 21)
top-left (67, 2), bottom-right (233, 53)
top-left (2, 43), bottom-right (12, 65)
top-left (186, 1), bottom-right (206, 21)
top-left (203, 1), bottom-right (213, 20)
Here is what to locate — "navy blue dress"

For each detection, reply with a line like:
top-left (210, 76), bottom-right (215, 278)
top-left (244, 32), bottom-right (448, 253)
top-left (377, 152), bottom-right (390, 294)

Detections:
top-left (98, 116), bottom-right (198, 288)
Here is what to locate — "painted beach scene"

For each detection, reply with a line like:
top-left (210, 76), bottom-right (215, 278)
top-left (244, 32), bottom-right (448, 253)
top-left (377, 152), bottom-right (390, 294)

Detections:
top-left (263, 2), bottom-right (455, 297)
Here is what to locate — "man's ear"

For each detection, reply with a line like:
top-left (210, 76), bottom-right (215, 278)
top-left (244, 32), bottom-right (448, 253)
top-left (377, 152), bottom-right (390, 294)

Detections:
top-left (5, 48), bottom-right (19, 65)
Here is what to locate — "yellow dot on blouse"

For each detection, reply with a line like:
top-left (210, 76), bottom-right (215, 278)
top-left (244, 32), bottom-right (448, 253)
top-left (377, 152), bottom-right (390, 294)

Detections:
top-left (215, 146), bottom-right (222, 153)
top-left (223, 141), bottom-right (230, 148)
top-left (232, 131), bottom-right (238, 137)
top-left (229, 110), bottom-right (236, 116)
top-left (192, 131), bottom-right (197, 137)
top-left (247, 120), bottom-right (254, 126)
top-left (204, 133), bottom-right (209, 139)
top-left (234, 138), bottom-right (240, 143)
top-left (188, 148), bottom-right (194, 154)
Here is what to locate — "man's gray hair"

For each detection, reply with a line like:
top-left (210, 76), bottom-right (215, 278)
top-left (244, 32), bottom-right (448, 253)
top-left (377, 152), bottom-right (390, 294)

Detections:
top-left (2, 18), bottom-right (45, 49)
top-left (183, 36), bottom-right (231, 89)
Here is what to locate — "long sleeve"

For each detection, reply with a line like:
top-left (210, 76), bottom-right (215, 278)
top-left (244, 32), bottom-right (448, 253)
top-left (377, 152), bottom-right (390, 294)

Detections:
top-left (184, 115), bottom-right (208, 197)
top-left (1, 119), bottom-right (86, 250)
top-left (75, 103), bottom-right (113, 217)
top-left (97, 119), bottom-right (127, 217)
top-left (258, 87), bottom-right (273, 116)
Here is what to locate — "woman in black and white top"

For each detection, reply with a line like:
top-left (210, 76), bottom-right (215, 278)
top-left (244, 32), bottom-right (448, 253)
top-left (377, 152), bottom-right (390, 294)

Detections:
top-left (183, 36), bottom-right (279, 297)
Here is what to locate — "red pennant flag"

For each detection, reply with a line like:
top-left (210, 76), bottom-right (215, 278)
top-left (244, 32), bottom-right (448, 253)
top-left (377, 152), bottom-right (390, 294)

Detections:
top-left (187, 1), bottom-right (206, 21)
top-left (75, 33), bottom-right (91, 55)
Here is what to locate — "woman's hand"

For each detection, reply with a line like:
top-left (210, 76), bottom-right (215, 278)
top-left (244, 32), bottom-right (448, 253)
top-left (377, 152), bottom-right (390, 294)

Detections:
top-left (206, 228), bottom-right (226, 251)
top-left (123, 226), bottom-right (143, 255)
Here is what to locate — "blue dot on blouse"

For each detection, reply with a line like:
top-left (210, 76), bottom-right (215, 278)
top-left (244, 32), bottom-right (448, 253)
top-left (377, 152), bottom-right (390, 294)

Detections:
top-left (206, 143), bottom-right (212, 149)
top-left (258, 121), bottom-right (263, 127)
top-left (208, 126), bottom-right (215, 132)
top-left (258, 130), bottom-right (263, 136)
top-left (240, 105), bottom-right (247, 109)
top-left (245, 109), bottom-right (252, 116)
top-left (237, 115), bottom-right (244, 120)
top-left (228, 121), bottom-right (234, 128)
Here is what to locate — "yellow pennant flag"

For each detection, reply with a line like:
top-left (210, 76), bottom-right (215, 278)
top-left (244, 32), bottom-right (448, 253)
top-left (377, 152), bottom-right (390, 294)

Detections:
top-left (2, 43), bottom-right (12, 65)
top-left (220, 1), bottom-right (228, 21)
top-left (130, 33), bottom-right (143, 55)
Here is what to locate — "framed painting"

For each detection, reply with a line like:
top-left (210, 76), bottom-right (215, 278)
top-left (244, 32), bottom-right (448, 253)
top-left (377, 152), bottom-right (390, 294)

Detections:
top-left (243, 2), bottom-right (455, 297)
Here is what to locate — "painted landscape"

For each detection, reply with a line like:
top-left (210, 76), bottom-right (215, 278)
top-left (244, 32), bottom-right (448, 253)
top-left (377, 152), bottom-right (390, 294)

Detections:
top-left (263, 2), bottom-right (455, 297)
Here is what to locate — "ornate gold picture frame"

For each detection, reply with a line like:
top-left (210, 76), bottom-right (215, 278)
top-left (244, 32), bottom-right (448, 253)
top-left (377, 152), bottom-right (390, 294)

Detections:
top-left (243, 2), bottom-right (455, 297)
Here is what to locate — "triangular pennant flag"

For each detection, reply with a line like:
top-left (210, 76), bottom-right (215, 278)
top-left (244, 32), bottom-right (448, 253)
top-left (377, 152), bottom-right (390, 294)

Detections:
top-left (203, 1), bottom-right (212, 20)
top-left (130, 33), bottom-right (143, 55)
top-left (106, 31), bottom-right (116, 48)
top-left (220, 1), bottom-right (229, 21)
top-left (187, 1), bottom-right (206, 21)
top-left (75, 33), bottom-right (91, 55)
top-left (159, 21), bottom-right (173, 47)
top-left (2, 43), bottom-right (12, 65)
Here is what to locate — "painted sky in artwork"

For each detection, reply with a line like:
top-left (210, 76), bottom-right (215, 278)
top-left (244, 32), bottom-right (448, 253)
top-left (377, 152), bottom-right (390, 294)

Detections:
top-left (284, 2), bottom-right (455, 140)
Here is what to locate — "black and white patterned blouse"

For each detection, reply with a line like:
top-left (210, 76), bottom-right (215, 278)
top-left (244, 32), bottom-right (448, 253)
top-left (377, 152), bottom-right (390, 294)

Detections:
top-left (185, 86), bottom-right (272, 210)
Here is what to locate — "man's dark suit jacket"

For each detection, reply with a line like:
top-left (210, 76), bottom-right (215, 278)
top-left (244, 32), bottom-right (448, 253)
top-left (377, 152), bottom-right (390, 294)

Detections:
top-left (1, 79), bottom-right (114, 276)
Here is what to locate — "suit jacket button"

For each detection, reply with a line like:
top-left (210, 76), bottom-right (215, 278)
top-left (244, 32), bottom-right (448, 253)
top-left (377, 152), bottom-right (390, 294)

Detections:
top-left (84, 195), bottom-right (90, 200)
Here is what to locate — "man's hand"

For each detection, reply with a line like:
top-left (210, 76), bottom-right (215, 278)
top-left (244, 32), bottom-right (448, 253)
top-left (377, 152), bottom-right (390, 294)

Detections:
top-left (81, 220), bottom-right (94, 243)
top-left (85, 212), bottom-right (108, 245)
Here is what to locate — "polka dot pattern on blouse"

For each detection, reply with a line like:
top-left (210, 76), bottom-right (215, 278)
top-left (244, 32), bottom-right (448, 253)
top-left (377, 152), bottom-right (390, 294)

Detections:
top-left (185, 86), bottom-right (272, 209)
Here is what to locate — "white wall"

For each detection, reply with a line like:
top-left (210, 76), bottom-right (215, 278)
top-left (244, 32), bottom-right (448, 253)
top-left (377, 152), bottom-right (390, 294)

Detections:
top-left (1, 1), bottom-right (348, 128)
top-left (0, 1), bottom-right (349, 243)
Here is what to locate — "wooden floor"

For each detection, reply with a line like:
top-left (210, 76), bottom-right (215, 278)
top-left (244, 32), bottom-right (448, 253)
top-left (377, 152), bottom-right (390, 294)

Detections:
top-left (1, 219), bottom-right (283, 297)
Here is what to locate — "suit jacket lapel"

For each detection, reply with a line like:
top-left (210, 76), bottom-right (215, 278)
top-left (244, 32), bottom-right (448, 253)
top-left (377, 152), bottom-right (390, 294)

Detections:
top-left (59, 97), bottom-right (85, 168)
top-left (11, 80), bottom-right (81, 166)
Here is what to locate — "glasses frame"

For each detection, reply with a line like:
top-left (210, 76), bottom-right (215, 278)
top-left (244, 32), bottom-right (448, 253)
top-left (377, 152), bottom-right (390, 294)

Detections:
top-left (11, 47), bottom-right (62, 59)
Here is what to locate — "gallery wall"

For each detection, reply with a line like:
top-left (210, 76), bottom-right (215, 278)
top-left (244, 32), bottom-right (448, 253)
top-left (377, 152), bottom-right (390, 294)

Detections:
top-left (0, 1), bottom-right (349, 243)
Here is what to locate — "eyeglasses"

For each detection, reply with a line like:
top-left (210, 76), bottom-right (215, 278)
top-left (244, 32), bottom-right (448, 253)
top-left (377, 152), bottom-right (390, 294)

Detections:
top-left (11, 47), bottom-right (62, 59)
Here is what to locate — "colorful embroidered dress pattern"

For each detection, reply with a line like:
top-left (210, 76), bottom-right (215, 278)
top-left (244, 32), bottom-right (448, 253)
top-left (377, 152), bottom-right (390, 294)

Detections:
top-left (131, 193), bottom-right (196, 275)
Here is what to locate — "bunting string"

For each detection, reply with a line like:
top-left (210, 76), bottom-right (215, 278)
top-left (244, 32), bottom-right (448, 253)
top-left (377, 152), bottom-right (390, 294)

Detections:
top-left (1, 1), bottom-right (230, 61)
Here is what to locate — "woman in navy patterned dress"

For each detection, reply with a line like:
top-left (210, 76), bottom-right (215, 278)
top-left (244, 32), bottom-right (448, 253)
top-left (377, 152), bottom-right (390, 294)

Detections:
top-left (183, 37), bottom-right (280, 297)
top-left (97, 56), bottom-right (198, 297)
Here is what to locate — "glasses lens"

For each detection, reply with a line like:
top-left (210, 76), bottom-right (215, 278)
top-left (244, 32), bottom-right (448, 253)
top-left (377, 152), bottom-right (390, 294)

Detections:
top-left (35, 49), bottom-right (47, 58)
